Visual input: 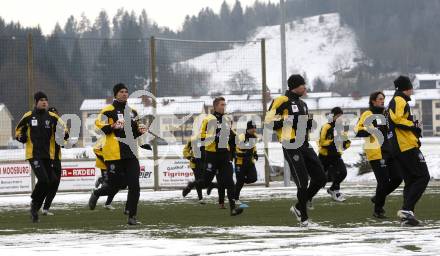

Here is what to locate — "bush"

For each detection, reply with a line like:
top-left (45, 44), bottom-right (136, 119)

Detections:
top-left (356, 153), bottom-right (372, 175)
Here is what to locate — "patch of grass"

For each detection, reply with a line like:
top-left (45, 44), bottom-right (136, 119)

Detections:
top-left (0, 192), bottom-right (439, 238)
top-left (401, 245), bottom-right (422, 252)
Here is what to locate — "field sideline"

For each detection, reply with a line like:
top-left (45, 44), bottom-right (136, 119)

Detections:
top-left (0, 183), bottom-right (439, 255)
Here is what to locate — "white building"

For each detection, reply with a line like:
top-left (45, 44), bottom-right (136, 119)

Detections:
top-left (79, 88), bottom-right (440, 146)
top-left (0, 104), bottom-right (13, 148)
top-left (413, 74), bottom-right (440, 89)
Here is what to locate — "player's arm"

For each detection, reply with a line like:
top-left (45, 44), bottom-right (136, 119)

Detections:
top-left (51, 112), bottom-right (69, 141)
top-left (319, 124), bottom-right (333, 147)
top-left (388, 97), bottom-right (415, 130)
top-left (15, 112), bottom-right (31, 143)
top-left (131, 109), bottom-right (144, 138)
top-left (354, 111), bottom-right (371, 137)
top-left (95, 109), bottom-right (113, 135)
top-left (265, 97), bottom-right (287, 130)
top-left (182, 141), bottom-right (192, 160)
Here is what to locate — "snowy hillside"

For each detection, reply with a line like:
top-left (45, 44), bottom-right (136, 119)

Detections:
top-left (181, 13), bottom-right (363, 92)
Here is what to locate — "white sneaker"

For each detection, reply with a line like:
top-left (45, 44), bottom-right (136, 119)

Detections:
top-left (307, 200), bottom-right (314, 210)
top-left (41, 209), bottom-right (54, 216)
top-left (289, 205), bottom-right (302, 221)
top-left (300, 219), bottom-right (319, 228)
top-left (397, 210), bottom-right (414, 219)
top-left (235, 200), bottom-right (242, 205)
top-left (398, 210), bottom-right (420, 227)
top-left (104, 204), bottom-right (115, 210)
top-left (328, 189), bottom-right (346, 202)
top-left (334, 191), bottom-right (346, 202)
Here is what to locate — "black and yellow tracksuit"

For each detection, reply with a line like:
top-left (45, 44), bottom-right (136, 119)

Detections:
top-left (196, 111), bottom-right (238, 210)
top-left (42, 110), bottom-right (65, 211)
top-left (318, 122), bottom-right (350, 192)
top-left (234, 132), bottom-right (258, 201)
top-left (387, 91), bottom-right (430, 212)
top-left (183, 139), bottom-right (204, 200)
top-left (93, 138), bottom-right (120, 206)
top-left (15, 108), bottom-right (68, 212)
top-left (265, 90), bottom-right (326, 221)
top-left (93, 100), bottom-right (143, 218)
top-left (355, 106), bottom-right (403, 213)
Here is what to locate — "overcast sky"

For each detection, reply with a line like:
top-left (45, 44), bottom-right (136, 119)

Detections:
top-left (1, 0), bottom-right (273, 34)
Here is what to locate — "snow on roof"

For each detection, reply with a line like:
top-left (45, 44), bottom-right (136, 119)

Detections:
top-left (226, 99), bottom-right (266, 113)
top-left (318, 96), bottom-right (370, 110)
top-left (414, 89), bottom-right (440, 100)
top-left (156, 101), bottom-right (205, 116)
top-left (82, 88), bottom-right (433, 116)
top-left (80, 99), bottom-right (205, 116)
top-left (80, 98), bottom-right (143, 111)
top-left (415, 74), bottom-right (440, 81)
top-left (0, 103), bottom-right (13, 119)
top-left (304, 92), bottom-right (341, 98)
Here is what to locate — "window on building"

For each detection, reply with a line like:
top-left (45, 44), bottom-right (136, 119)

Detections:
top-left (162, 117), bottom-right (172, 124)
top-left (436, 115), bottom-right (440, 121)
top-left (436, 102), bottom-right (440, 108)
top-left (437, 126), bottom-right (440, 133)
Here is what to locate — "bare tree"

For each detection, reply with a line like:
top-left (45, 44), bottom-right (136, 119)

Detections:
top-left (227, 70), bottom-right (257, 94)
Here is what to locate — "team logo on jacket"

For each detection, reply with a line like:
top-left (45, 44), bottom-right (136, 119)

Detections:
top-left (418, 152), bottom-right (425, 162)
top-left (293, 154), bottom-right (300, 162)
top-left (45, 120), bottom-right (51, 128)
top-left (291, 104), bottom-right (299, 113)
top-left (380, 159), bottom-right (386, 168)
top-left (387, 132), bottom-right (393, 139)
top-left (206, 163), bottom-right (213, 172)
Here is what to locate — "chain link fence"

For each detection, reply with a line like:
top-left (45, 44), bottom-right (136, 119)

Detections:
top-left (0, 35), bottom-right (270, 192)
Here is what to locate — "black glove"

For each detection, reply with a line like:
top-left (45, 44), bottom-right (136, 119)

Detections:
top-left (140, 143), bottom-right (152, 150)
top-left (16, 135), bottom-right (27, 143)
top-left (378, 125), bottom-right (388, 136)
top-left (412, 127), bottom-right (422, 138)
top-left (253, 153), bottom-right (259, 161)
top-left (327, 143), bottom-right (339, 156)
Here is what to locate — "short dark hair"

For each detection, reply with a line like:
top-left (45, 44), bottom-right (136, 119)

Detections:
top-left (369, 91), bottom-right (385, 108)
top-left (331, 107), bottom-right (343, 116)
top-left (213, 97), bottom-right (225, 107)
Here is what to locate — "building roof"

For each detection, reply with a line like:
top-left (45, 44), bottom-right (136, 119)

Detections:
top-left (415, 74), bottom-right (440, 81)
top-left (81, 88), bottom-right (436, 116)
top-left (80, 99), bottom-right (205, 116)
top-left (414, 89), bottom-right (440, 100)
top-left (0, 103), bottom-right (13, 120)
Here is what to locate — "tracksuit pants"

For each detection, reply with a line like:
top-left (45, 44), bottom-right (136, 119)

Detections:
top-left (283, 146), bottom-right (327, 221)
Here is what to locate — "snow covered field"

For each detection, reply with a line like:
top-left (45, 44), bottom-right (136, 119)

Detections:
top-left (1, 185), bottom-right (439, 256)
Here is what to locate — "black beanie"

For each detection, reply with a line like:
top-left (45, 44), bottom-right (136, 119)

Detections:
top-left (394, 76), bottom-right (413, 91)
top-left (331, 107), bottom-right (343, 116)
top-left (34, 91), bottom-right (48, 103)
top-left (247, 120), bottom-right (257, 130)
top-left (287, 74), bottom-right (306, 90)
top-left (113, 83), bottom-right (128, 97)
